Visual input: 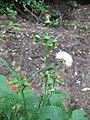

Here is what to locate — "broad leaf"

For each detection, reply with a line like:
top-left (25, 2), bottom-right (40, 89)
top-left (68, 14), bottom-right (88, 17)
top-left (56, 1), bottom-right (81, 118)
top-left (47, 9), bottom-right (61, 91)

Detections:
top-left (50, 91), bottom-right (71, 103)
top-left (24, 88), bottom-right (40, 110)
top-left (37, 105), bottom-right (66, 120)
top-left (70, 109), bottom-right (88, 120)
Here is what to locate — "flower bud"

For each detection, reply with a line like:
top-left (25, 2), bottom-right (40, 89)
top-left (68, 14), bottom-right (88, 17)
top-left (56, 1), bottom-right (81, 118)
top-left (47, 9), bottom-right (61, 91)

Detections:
top-left (7, 81), bottom-right (10, 86)
top-left (29, 83), bottom-right (33, 88)
top-left (12, 85), bottom-right (17, 91)
top-left (21, 74), bottom-right (25, 79)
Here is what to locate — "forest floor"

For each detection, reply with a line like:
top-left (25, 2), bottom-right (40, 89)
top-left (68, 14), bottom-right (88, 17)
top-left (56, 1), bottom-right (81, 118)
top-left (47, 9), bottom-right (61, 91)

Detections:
top-left (0, 3), bottom-right (90, 119)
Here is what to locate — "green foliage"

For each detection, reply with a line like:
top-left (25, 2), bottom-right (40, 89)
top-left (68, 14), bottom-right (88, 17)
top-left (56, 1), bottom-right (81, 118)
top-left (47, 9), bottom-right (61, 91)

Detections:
top-left (0, 101), bottom-right (14, 120)
top-left (16, 0), bottom-right (36, 5)
top-left (5, 4), bottom-right (17, 19)
top-left (0, 0), bottom-right (48, 19)
top-left (0, 1), bottom-right (6, 14)
top-left (0, 1), bottom-right (17, 19)
top-left (24, 88), bottom-right (40, 110)
top-left (0, 75), bottom-right (21, 119)
top-left (52, 19), bottom-right (60, 26)
top-left (7, 21), bottom-right (21, 31)
top-left (63, 20), bottom-right (88, 30)
top-left (0, 21), bottom-right (21, 34)
top-left (51, 10), bottom-right (61, 19)
top-left (37, 106), bottom-right (66, 120)
top-left (68, 0), bottom-right (78, 8)
top-left (0, 75), bottom-right (20, 101)
top-left (70, 109), bottom-right (88, 120)
top-left (31, 0), bottom-right (49, 15)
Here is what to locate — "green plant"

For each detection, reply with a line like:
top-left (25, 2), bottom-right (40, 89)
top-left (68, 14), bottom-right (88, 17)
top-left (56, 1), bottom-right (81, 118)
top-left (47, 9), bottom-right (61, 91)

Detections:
top-left (0, 21), bottom-right (21, 33)
top-left (68, 0), bottom-right (78, 8)
top-left (0, 1), bottom-right (17, 19)
top-left (6, 4), bottom-right (17, 19)
top-left (0, 0), bottom-right (48, 20)
top-left (31, 0), bottom-right (49, 16)
top-left (44, 14), bottom-right (60, 27)
top-left (0, 16), bottom-right (89, 120)
top-left (7, 21), bottom-right (21, 31)
top-left (51, 10), bottom-right (61, 19)
top-left (62, 20), bottom-right (88, 30)
top-left (0, 1), bottom-right (6, 14)
top-left (0, 21), bottom-right (21, 40)
top-left (52, 19), bottom-right (60, 26)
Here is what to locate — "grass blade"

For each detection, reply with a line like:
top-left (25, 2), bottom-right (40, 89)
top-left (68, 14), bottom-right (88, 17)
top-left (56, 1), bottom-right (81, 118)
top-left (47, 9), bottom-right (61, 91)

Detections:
top-left (0, 58), bottom-right (19, 78)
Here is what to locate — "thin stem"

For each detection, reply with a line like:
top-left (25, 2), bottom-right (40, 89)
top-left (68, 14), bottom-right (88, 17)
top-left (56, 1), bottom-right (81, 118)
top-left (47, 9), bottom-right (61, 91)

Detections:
top-left (45, 44), bottom-right (48, 66)
top-left (38, 96), bottom-right (43, 108)
top-left (45, 80), bottom-right (47, 95)
top-left (28, 65), bottom-right (55, 82)
top-left (21, 89), bottom-right (28, 120)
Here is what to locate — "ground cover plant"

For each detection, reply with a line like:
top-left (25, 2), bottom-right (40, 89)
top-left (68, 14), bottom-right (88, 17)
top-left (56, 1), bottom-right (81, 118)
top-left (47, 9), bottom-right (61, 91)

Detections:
top-left (0, 15), bottom-right (89, 120)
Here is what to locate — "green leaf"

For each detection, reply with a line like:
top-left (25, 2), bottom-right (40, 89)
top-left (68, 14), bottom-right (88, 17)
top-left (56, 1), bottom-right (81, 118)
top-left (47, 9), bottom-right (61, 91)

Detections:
top-left (0, 101), bottom-right (14, 120)
top-left (0, 24), bottom-right (6, 28)
top-left (45, 16), bottom-right (51, 26)
top-left (0, 58), bottom-right (19, 78)
top-left (37, 105), bottom-right (66, 120)
top-left (34, 38), bottom-right (40, 44)
top-left (49, 91), bottom-right (71, 111)
top-left (67, 104), bottom-right (72, 119)
top-left (43, 35), bottom-right (50, 44)
top-left (70, 109), bottom-right (88, 120)
top-left (51, 91), bottom-right (71, 100)
top-left (35, 35), bottom-right (41, 39)
top-left (49, 92), bottom-right (65, 110)
top-left (24, 88), bottom-right (39, 110)
top-left (47, 41), bottom-right (53, 52)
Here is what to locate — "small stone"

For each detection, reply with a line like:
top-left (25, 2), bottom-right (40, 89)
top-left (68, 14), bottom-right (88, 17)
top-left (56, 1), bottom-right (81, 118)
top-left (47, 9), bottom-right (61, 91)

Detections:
top-left (11, 61), bottom-right (16, 66)
top-left (28, 57), bottom-right (32, 61)
top-left (0, 48), bottom-right (4, 52)
top-left (82, 88), bottom-right (90, 92)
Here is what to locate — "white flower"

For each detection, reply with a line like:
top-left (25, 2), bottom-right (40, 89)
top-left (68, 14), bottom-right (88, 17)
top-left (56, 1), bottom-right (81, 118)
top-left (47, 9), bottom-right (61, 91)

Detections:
top-left (56, 50), bottom-right (73, 67)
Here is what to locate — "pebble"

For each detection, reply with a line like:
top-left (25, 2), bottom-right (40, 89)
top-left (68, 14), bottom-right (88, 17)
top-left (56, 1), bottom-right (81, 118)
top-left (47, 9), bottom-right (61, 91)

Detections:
top-left (28, 57), bottom-right (32, 61)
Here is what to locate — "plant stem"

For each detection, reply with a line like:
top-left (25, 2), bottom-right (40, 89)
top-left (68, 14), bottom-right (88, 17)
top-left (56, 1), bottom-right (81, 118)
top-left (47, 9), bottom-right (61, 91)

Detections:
top-left (21, 89), bottom-right (28, 120)
top-left (28, 65), bottom-right (55, 82)
top-left (38, 96), bottom-right (43, 108)
top-left (45, 81), bottom-right (47, 95)
top-left (45, 44), bottom-right (48, 66)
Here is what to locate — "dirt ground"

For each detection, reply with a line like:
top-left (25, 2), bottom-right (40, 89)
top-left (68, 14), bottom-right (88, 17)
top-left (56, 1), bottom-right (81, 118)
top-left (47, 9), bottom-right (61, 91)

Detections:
top-left (0, 3), bottom-right (90, 119)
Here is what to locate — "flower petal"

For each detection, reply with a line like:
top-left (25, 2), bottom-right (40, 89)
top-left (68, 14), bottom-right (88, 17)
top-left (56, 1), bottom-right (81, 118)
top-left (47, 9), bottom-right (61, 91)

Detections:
top-left (56, 50), bottom-right (73, 67)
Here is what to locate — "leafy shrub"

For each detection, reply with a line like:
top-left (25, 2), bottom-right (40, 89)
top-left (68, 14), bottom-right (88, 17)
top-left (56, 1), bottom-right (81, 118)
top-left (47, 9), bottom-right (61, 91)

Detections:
top-left (0, 0), bottom-right (48, 19)
top-left (0, 1), bottom-right (17, 19)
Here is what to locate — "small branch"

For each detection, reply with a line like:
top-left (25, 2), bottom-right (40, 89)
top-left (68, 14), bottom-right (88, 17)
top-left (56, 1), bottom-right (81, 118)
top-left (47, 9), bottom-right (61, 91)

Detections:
top-left (23, 6), bottom-right (44, 23)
